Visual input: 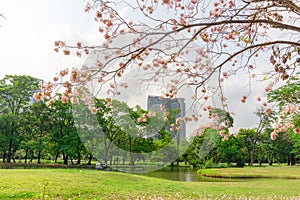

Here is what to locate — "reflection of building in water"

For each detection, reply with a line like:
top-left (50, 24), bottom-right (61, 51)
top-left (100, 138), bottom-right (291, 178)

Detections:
top-left (147, 96), bottom-right (186, 139)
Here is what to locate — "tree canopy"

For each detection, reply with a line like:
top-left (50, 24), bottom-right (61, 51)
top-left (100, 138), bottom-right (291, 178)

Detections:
top-left (34, 0), bottom-right (300, 139)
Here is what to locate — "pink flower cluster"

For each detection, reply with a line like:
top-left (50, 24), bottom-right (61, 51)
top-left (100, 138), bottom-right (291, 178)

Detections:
top-left (219, 129), bottom-right (230, 141)
top-left (271, 105), bottom-right (299, 140)
top-left (33, 81), bottom-right (53, 102)
top-left (271, 123), bottom-right (295, 140)
top-left (137, 111), bottom-right (156, 124)
top-left (193, 122), bottom-right (222, 136)
top-left (193, 107), bottom-right (232, 141)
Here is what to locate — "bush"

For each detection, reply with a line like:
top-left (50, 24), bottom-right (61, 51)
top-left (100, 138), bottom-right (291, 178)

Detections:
top-left (203, 159), bottom-right (214, 168)
top-left (235, 156), bottom-right (245, 168)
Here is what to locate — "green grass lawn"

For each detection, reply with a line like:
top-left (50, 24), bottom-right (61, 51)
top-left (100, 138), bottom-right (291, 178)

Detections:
top-left (198, 165), bottom-right (300, 179)
top-left (0, 167), bottom-right (299, 199)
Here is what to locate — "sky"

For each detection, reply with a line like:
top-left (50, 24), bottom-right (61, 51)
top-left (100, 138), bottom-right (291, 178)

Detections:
top-left (0, 0), bottom-right (96, 80)
top-left (0, 0), bottom-right (270, 136)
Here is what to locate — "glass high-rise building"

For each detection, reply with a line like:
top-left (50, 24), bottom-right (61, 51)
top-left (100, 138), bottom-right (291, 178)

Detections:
top-left (147, 96), bottom-right (186, 139)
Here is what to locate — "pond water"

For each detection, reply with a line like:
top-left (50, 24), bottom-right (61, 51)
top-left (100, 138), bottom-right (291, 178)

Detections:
top-left (141, 167), bottom-right (246, 182)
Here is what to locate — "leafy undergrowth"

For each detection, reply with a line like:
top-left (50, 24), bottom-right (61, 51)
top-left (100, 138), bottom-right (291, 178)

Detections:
top-left (0, 168), bottom-right (299, 199)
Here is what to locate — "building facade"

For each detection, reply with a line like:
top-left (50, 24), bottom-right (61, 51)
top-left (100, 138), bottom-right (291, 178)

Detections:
top-left (147, 96), bottom-right (186, 139)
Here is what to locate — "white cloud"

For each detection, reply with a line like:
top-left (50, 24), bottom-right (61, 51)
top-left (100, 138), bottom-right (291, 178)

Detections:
top-left (0, 0), bottom-right (280, 134)
top-left (0, 0), bottom-right (97, 80)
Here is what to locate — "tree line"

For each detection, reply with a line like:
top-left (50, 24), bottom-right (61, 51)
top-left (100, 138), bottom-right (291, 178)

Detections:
top-left (0, 74), bottom-right (299, 167)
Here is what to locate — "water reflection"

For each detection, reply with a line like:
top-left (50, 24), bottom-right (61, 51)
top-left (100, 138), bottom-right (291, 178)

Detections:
top-left (141, 167), bottom-right (245, 182)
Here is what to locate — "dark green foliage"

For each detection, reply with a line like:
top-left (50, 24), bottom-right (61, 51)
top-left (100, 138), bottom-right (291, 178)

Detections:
top-left (0, 75), bottom-right (299, 166)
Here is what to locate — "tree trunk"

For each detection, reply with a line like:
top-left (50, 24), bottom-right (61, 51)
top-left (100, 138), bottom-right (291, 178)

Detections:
top-left (104, 149), bottom-right (108, 164)
top-left (87, 153), bottom-right (93, 165)
top-left (250, 148), bottom-right (254, 166)
top-left (30, 150), bottom-right (34, 162)
top-left (269, 156), bottom-right (273, 166)
top-left (37, 150), bottom-right (41, 164)
top-left (37, 130), bottom-right (43, 164)
top-left (76, 150), bottom-right (81, 165)
top-left (63, 154), bottom-right (68, 165)
top-left (54, 152), bottom-right (59, 163)
top-left (109, 146), bottom-right (114, 166)
top-left (104, 140), bottom-right (109, 164)
top-left (24, 150), bottom-right (28, 164)
top-left (291, 153), bottom-right (296, 166)
top-left (7, 138), bottom-right (13, 163)
top-left (110, 153), bottom-right (113, 166)
top-left (130, 154), bottom-right (135, 166)
top-left (2, 152), bottom-right (6, 163)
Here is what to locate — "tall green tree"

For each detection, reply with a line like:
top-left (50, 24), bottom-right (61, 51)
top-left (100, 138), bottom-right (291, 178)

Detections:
top-left (0, 75), bottom-right (39, 162)
top-left (49, 96), bottom-right (84, 165)
top-left (216, 135), bottom-right (244, 166)
top-left (237, 128), bottom-right (257, 166)
top-left (0, 113), bottom-right (10, 162)
top-left (22, 101), bottom-right (52, 164)
top-left (267, 74), bottom-right (300, 163)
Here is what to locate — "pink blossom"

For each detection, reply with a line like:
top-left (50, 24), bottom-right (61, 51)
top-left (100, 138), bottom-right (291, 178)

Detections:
top-left (219, 130), bottom-right (225, 137)
top-left (270, 131), bottom-right (277, 140)
top-left (71, 97), bottom-right (78, 104)
top-left (176, 118), bottom-right (182, 125)
top-left (222, 134), bottom-right (229, 141)
top-left (61, 95), bottom-right (68, 104)
top-left (265, 108), bottom-right (271, 116)
top-left (184, 116), bottom-right (189, 122)
top-left (84, 3), bottom-right (90, 12)
top-left (53, 77), bottom-right (59, 82)
top-left (60, 68), bottom-right (69, 77)
top-left (33, 93), bottom-right (43, 101)
top-left (70, 68), bottom-right (78, 83)
top-left (264, 84), bottom-right (273, 92)
top-left (293, 128), bottom-right (300, 134)
top-left (90, 107), bottom-right (98, 114)
top-left (148, 111), bottom-right (156, 117)
top-left (283, 105), bottom-right (297, 114)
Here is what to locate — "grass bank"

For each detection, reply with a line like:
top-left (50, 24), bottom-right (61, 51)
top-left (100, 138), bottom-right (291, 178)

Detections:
top-left (198, 165), bottom-right (300, 179)
top-left (0, 168), bottom-right (300, 199)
